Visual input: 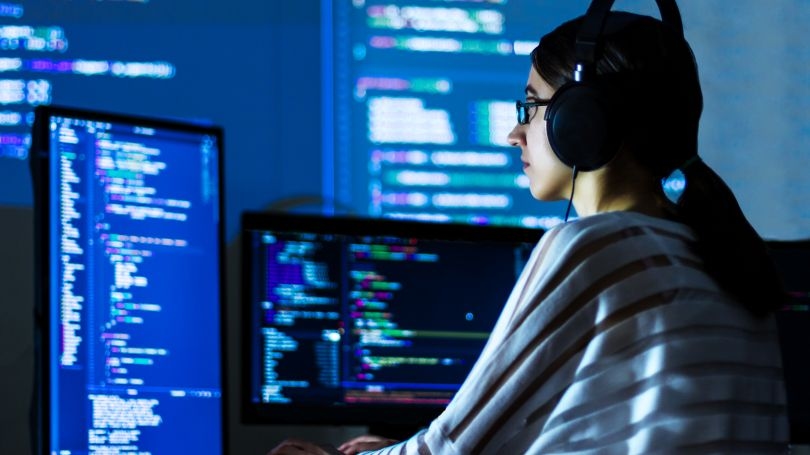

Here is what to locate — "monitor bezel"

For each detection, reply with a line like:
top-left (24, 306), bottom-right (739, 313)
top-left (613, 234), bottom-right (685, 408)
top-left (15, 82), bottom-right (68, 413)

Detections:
top-left (240, 211), bottom-right (543, 428)
top-left (30, 104), bottom-right (228, 455)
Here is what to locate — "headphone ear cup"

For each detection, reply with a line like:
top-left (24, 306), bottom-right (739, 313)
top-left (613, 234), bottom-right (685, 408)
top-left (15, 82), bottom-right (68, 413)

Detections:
top-left (545, 82), bottom-right (622, 171)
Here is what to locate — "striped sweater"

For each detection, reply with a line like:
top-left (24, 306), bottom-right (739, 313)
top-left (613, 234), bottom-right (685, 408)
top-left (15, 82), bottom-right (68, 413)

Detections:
top-left (360, 211), bottom-right (788, 454)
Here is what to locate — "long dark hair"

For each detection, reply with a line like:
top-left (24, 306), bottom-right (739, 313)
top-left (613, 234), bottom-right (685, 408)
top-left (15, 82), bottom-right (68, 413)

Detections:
top-left (533, 13), bottom-right (785, 316)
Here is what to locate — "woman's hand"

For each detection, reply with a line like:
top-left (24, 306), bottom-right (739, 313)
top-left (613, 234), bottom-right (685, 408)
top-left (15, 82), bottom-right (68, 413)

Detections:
top-left (337, 434), bottom-right (399, 455)
top-left (267, 438), bottom-right (343, 455)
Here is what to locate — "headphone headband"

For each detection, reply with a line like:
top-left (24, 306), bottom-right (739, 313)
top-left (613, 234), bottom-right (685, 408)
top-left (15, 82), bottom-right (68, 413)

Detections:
top-left (575, 0), bottom-right (684, 79)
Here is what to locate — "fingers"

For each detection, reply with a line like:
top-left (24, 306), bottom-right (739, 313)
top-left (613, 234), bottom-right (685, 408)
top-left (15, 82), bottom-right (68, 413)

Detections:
top-left (337, 434), bottom-right (398, 455)
top-left (267, 438), bottom-right (338, 455)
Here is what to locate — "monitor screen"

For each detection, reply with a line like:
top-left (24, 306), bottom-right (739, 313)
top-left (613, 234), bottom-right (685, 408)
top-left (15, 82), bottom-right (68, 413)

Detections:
top-left (241, 212), bottom-right (542, 429)
top-left (30, 105), bottom-right (225, 454)
top-left (323, 0), bottom-right (586, 228)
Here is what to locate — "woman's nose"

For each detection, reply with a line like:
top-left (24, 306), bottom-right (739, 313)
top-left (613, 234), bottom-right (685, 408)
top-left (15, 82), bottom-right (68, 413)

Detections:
top-left (507, 124), bottom-right (524, 147)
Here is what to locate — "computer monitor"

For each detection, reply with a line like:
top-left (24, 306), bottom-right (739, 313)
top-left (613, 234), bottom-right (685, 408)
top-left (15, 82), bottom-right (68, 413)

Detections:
top-left (241, 212), bottom-right (542, 432)
top-left (30, 105), bottom-right (226, 454)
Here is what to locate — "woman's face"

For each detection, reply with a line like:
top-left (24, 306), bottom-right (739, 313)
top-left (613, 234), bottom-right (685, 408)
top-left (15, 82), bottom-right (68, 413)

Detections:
top-left (508, 66), bottom-right (572, 201)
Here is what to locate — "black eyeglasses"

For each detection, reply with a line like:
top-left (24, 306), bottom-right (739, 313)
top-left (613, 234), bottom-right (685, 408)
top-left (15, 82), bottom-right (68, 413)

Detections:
top-left (516, 99), bottom-right (552, 125)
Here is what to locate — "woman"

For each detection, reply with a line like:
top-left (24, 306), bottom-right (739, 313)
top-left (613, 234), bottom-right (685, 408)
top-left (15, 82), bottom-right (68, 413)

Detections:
top-left (270, 6), bottom-right (789, 454)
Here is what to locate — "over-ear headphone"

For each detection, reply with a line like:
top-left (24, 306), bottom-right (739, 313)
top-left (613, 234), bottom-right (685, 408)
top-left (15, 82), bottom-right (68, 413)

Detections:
top-left (543, 0), bottom-right (685, 172)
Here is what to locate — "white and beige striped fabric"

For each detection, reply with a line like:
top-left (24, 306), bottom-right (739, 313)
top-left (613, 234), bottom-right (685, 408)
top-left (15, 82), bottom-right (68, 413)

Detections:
top-left (360, 211), bottom-right (788, 454)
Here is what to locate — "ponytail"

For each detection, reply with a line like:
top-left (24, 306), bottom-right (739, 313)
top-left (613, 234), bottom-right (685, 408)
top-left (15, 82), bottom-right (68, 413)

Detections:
top-left (677, 158), bottom-right (786, 317)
